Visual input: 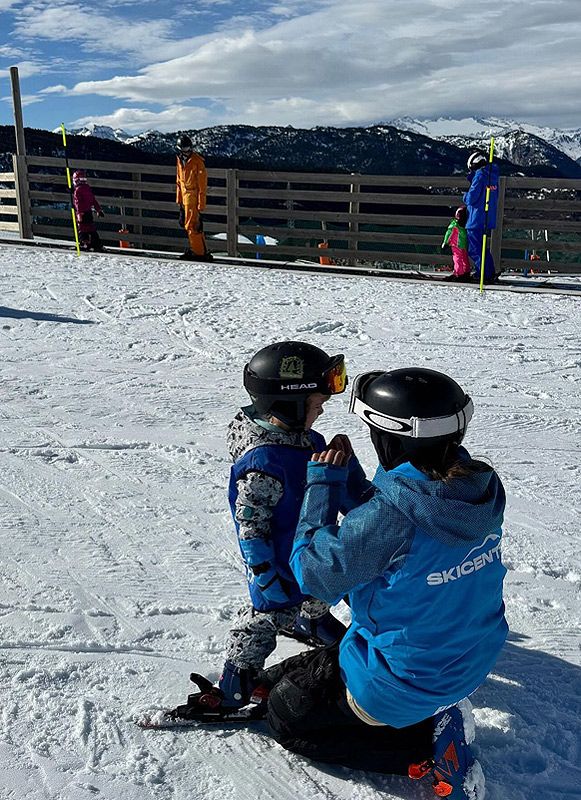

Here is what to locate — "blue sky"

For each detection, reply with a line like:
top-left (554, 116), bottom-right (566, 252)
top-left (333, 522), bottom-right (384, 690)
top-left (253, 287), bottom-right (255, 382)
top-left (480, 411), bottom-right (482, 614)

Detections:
top-left (1, 0), bottom-right (580, 134)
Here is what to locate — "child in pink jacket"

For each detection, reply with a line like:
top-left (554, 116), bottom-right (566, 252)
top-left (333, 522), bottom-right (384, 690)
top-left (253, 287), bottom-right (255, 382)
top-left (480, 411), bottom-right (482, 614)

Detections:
top-left (442, 206), bottom-right (471, 281)
top-left (72, 170), bottom-right (104, 252)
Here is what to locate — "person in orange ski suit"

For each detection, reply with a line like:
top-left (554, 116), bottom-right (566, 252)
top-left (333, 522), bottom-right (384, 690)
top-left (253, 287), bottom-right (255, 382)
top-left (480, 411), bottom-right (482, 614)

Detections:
top-left (176, 134), bottom-right (212, 261)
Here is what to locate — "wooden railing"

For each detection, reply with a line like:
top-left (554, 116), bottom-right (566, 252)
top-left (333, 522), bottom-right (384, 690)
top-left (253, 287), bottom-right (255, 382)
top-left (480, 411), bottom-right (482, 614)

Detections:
top-left (8, 155), bottom-right (581, 273)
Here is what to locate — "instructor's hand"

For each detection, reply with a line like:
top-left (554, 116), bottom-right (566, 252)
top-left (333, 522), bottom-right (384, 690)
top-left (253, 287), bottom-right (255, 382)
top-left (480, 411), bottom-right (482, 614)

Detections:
top-left (327, 433), bottom-right (353, 457)
top-left (311, 449), bottom-right (348, 467)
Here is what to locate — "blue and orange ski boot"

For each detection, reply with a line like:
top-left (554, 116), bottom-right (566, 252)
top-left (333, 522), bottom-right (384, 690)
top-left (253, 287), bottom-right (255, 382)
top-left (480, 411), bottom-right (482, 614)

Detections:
top-left (408, 701), bottom-right (485, 799)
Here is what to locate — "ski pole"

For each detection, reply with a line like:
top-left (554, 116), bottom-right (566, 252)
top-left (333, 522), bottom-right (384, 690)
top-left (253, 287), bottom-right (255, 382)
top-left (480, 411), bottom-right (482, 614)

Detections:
top-left (60, 123), bottom-right (81, 256)
top-left (479, 136), bottom-right (495, 293)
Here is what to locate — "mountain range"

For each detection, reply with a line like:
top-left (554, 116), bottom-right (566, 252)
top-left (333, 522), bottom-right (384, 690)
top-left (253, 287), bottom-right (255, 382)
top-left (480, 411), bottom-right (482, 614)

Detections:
top-left (0, 117), bottom-right (580, 178)
top-left (63, 117), bottom-right (581, 177)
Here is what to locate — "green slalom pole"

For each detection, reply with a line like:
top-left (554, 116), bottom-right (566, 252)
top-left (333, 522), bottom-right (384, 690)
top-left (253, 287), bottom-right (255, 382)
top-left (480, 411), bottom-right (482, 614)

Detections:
top-left (479, 136), bottom-right (495, 293)
top-left (60, 123), bottom-right (81, 256)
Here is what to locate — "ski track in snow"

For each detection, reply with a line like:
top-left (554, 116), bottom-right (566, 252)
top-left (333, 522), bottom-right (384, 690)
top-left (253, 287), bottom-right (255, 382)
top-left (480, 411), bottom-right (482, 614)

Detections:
top-left (0, 245), bottom-right (580, 800)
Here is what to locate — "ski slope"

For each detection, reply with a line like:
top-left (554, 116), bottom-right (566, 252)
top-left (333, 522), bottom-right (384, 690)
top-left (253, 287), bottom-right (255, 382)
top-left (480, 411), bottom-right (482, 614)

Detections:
top-left (0, 243), bottom-right (580, 800)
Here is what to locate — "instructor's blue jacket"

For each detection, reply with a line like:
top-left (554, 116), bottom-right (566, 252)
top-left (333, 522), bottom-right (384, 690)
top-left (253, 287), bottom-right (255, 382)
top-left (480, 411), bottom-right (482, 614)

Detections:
top-left (291, 451), bottom-right (508, 727)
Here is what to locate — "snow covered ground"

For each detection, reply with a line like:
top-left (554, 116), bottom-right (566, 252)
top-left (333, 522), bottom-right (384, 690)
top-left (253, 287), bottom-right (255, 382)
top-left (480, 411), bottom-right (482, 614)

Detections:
top-left (0, 243), bottom-right (580, 800)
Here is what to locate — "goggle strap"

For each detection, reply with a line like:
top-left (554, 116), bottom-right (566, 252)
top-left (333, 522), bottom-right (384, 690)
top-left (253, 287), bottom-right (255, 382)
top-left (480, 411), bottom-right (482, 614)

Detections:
top-left (351, 396), bottom-right (474, 438)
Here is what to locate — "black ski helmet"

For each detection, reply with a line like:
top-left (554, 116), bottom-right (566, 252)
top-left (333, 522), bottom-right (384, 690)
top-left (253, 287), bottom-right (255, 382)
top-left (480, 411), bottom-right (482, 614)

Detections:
top-left (467, 151), bottom-right (488, 171)
top-left (349, 368), bottom-right (473, 471)
top-left (243, 341), bottom-right (347, 429)
top-left (454, 205), bottom-right (468, 225)
top-left (176, 134), bottom-right (193, 154)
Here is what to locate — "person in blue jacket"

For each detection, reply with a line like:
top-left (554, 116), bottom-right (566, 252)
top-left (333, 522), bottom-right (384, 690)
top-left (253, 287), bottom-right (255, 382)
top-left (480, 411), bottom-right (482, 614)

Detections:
top-left (464, 151), bottom-right (500, 282)
top-left (170, 341), bottom-right (373, 720)
top-left (259, 367), bottom-right (507, 800)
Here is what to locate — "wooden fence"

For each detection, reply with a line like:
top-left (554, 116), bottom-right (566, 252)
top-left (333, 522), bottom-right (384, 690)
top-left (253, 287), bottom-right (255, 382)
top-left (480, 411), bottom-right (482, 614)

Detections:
top-left (3, 155), bottom-right (581, 273)
top-left (0, 168), bottom-right (19, 233)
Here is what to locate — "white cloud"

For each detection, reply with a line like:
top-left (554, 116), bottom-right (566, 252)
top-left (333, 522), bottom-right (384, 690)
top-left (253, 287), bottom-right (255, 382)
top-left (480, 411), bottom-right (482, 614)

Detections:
top-left (0, 59), bottom-right (46, 78)
top-left (12, 0), bottom-right (581, 129)
top-left (39, 84), bottom-right (68, 94)
top-left (70, 104), bottom-right (210, 133)
top-left (12, 1), bottom-right (177, 63)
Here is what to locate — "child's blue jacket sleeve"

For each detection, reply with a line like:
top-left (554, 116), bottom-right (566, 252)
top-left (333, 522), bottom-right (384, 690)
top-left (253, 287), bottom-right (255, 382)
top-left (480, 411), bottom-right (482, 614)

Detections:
top-left (290, 461), bottom-right (407, 605)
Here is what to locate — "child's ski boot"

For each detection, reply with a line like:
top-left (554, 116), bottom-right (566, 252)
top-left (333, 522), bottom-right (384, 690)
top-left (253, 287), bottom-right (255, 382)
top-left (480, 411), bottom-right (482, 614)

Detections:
top-left (408, 701), bottom-right (485, 799)
top-left (283, 610), bottom-right (347, 647)
top-left (170, 661), bottom-right (268, 722)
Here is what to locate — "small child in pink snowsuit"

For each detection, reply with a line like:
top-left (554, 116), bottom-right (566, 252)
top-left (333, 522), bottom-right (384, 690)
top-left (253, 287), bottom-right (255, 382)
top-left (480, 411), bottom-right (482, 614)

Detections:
top-left (442, 206), bottom-right (471, 280)
top-left (72, 170), bottom-right (104, 252)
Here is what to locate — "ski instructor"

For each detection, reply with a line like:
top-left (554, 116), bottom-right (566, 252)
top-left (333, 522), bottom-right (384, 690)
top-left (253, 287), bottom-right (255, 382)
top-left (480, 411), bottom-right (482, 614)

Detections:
top-left (175, 134), bottom-right (212, 261)
top-left (259, 367), bottom-right (508, 800)
top-left (463, 151), bottom-right (500, 283)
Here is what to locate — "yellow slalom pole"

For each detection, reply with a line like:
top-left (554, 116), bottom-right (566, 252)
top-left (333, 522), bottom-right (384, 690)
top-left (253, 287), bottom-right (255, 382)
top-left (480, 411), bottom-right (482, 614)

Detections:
top-left (479, 136), bottom-right (495, 293)
top-left (60, 123), bottom-right (81, 256)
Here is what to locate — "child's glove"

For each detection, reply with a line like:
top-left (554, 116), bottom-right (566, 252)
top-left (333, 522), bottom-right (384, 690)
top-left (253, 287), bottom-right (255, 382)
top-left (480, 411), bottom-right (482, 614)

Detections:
top-left (178, 206), bottom-right (185, 227)
top-left (97, 210), bottom-right (105, 218)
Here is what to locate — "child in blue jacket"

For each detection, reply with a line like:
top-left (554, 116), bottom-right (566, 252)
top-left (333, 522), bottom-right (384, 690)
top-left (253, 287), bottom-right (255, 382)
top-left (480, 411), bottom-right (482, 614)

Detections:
top-left (171, 341), bottom-right (372, 718)
top-left (261, 367), bottom-right (507, 800)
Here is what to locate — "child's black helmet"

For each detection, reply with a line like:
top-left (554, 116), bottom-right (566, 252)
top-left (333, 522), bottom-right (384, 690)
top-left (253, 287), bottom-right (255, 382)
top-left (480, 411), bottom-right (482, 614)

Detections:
top-left (176, 134), bottom-right (193, 153)
top-left (454, 205), bottom-right (468, 225)
top-left (349, 368), bottom-right (473, 470)
top-left (244, 341), bottom-right (347, 430)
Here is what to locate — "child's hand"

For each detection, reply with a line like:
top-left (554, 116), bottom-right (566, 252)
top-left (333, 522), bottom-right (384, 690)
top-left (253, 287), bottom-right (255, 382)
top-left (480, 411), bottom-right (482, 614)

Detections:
top-left (327, 433), bottom-right (353, 457)
top-left (97, 210), bottom-right (105, 218)
top-left (311, 449), bottom-right (348, 467)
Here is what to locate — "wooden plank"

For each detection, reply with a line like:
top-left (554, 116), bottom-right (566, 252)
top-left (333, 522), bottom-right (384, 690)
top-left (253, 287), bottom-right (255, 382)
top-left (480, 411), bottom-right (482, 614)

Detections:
top-left (238, 225), bottom-right (443, 246)
top-left (234, 243), bottom-right (452, 264)
top-left (0, 189), bottom-right (17, 199)
top-left (503, 218), bottom-right (581, 231)
top-left (26, 155), bottom-right (225, 179)
top-left (0, 221), bottom-right (20, 231)
top-left (234, 207), bottom-right (448, 226)
top-left (32, 223), bottom-right (186, 250)
top-left (504, 198), bottom-right (581, 211)
top-left (506, 177), bottom-right (581, 190)
top-left (237, 188), bottom-right (462, 205)
top-left (500, 257), bottom-right (581, 272)
top-left (502, 239), bottom-right (581, 253)
top-left (0, 173), bottom-right (15, 182)
top-left (0, 207), bottom-right (18, 217)
top-left (237, 170), bottom-right (469, 188)
top-left (29, 191), bottom-right (179, 212)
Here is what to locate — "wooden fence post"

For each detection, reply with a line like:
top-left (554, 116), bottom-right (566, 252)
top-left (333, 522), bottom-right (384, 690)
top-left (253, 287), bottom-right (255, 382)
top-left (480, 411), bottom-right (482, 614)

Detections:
top-left (349, 173), bottom-right (360, 256)
top-left (132, 171), bottom-right (143, 249)
top-left (12, 154), bottom-right (32, 239)
top-left (226, 169), bottom-right (238, 257)
top-left (10, 67), bottom-right (33, 239)
top-left (491, 176), bottom-right (507, 272)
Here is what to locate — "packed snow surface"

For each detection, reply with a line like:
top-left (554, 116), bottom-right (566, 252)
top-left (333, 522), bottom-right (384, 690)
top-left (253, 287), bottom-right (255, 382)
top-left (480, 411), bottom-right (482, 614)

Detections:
top-left (0, 244), bottom-right (580, 800)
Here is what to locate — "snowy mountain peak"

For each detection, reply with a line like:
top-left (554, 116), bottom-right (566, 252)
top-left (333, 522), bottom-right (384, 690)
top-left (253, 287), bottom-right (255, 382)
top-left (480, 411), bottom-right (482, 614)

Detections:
top-left (55, 123), bottom-right (133, 142)
top-left (388, 117), bottom-right (581, 163)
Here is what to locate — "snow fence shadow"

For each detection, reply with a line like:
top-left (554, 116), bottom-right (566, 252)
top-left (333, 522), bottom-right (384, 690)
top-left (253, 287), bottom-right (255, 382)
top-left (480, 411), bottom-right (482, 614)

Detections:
top-left (0, 305), bottom-right (95, 324)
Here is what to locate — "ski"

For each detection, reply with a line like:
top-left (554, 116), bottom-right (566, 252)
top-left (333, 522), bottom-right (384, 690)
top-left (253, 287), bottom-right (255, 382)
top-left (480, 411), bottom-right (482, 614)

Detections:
top-left (135, 703), bottom-right (267, 730)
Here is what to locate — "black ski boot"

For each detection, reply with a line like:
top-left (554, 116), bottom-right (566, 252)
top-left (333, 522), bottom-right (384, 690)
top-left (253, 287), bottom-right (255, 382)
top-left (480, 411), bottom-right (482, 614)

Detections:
top-left (170, 663), bottom-right (268, 722)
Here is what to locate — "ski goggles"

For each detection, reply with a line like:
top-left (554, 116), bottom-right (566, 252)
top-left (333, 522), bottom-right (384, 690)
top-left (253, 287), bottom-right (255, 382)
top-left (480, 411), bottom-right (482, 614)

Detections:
top-left (349, 371), bottom-right (473, 438)
top-left (244, 354), bottom-right (347, 396)
top-left (324, 355), bottom-right (348, 394)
